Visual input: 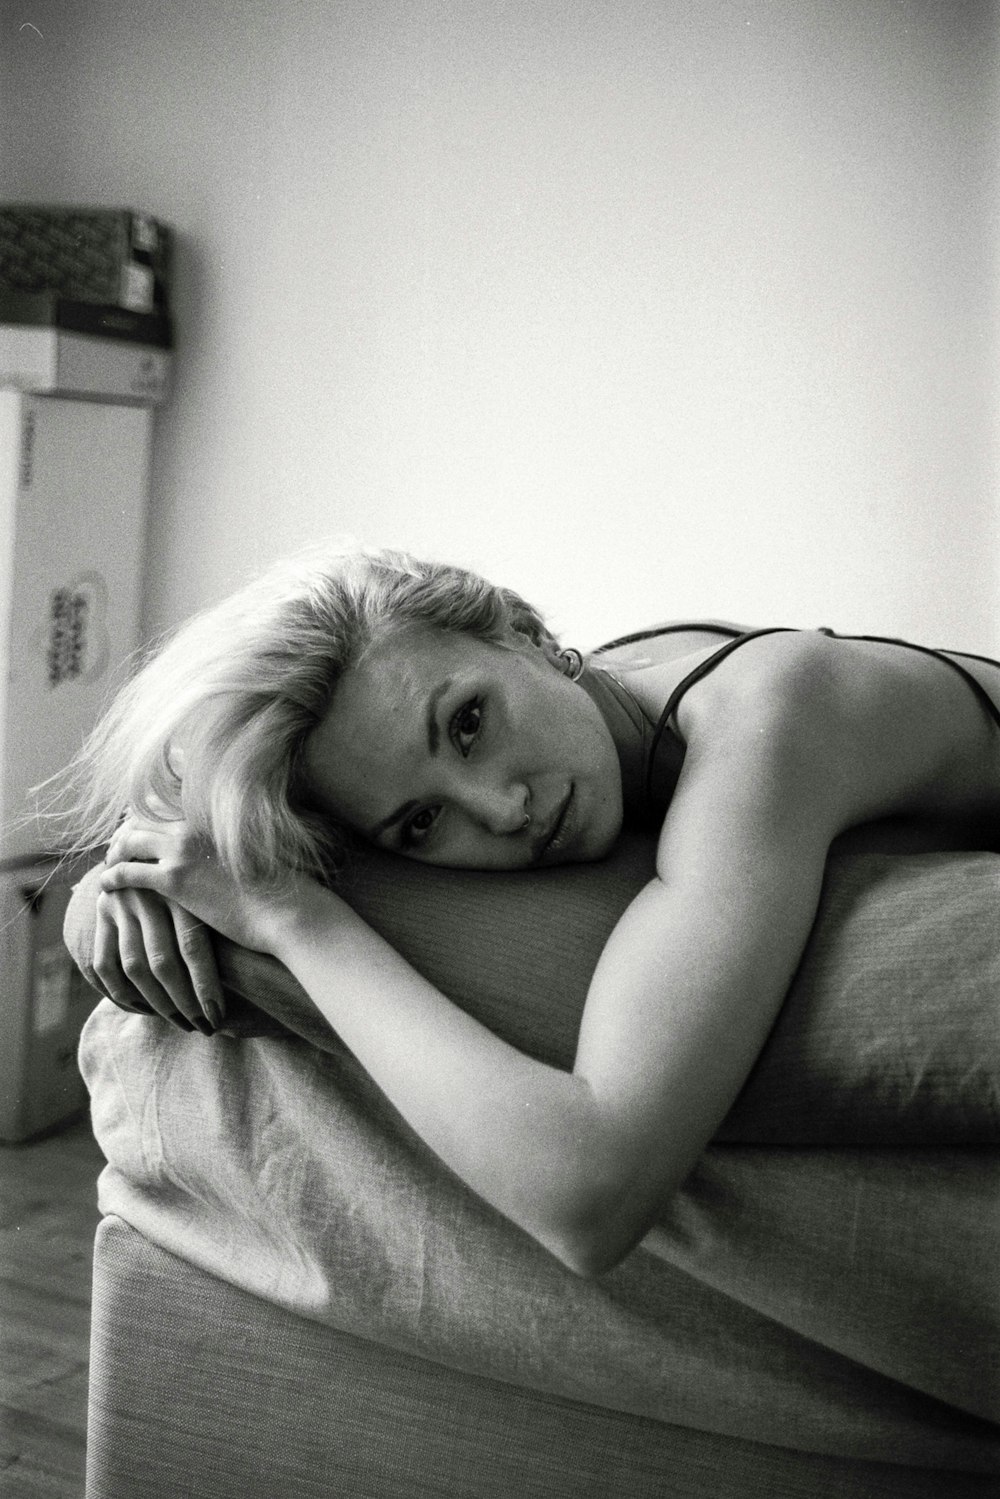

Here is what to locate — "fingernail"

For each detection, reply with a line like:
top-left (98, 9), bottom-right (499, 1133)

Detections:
top-left (174, 1015), bottom-right (196, 1033)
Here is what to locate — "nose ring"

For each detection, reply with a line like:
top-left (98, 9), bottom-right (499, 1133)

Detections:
top-left (522, 811), bottom-right (530, 829)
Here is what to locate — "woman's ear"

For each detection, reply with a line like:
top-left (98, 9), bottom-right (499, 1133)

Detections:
top-left (506, 622), bottom-right (583, 679)
top-left (535, 636), bottom-right (563, 670)
top-left (535, 638), bottom-right (583, 680)
top-left (558, 646), bottom-right (584, 680)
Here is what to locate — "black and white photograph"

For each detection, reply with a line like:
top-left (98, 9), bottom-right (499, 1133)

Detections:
top-left (1, 3), bottom-right (998, 1496)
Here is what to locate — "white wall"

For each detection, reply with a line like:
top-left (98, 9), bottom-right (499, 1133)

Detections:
top-left (4, 0), bottom-right (998, 651)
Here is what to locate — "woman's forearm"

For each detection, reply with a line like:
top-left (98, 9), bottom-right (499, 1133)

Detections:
top-left (266, 884), bottom-right (654, 1272)
top-left (266, 838), bottom-right (825, 1274)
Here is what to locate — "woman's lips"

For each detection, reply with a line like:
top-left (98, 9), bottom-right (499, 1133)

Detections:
top-left (536, 785), bottom-right (575, 864)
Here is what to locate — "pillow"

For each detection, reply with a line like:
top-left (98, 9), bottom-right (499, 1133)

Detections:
top-left (65, 836), bottom-right (1000, 1144)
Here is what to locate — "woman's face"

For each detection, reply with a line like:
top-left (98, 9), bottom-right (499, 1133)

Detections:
top-left (302, 625), bottom-right (624, 870)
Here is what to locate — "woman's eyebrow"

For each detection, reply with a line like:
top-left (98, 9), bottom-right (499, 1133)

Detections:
top-left (424, 678), bottom-right (452, 754)
top-left (367, 678), bottom-right (453, 839)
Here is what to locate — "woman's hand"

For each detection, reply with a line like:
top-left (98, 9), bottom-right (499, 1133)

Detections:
top-left (93, 886), bottom-right (224, 1034)
top-left (100, 813), bottom-right (314, 956)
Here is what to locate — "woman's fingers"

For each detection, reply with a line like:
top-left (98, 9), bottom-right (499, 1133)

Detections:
top-left (98, 817), bottom-right (281, 954)
top-left (166, 899), bottom-right (225, 1028)
top-left (100, 859), bottom-right (171, 896)
top-left (93, 890), bottom-right (217, 1034)
top-left (129, 896), bottom-right (214, 1032)
top-left (91, 918), bottom-right (156, 1017)
top-left (102, 818), bottom-right (212, 911)
top-left (105, 816), bottom-right (192, 869)
top-left (94, 894), bottom-right (188, 1026)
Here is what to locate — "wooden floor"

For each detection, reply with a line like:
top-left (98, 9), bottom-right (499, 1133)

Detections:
top-left (0, 1116), bottom-right (104, 1499)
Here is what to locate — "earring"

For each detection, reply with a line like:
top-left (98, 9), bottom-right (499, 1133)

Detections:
top-left (559, 647), bottom-right (583, 681)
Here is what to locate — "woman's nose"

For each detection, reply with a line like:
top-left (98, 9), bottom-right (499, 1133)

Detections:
top-left (465, 782), bottom-right (530, 837)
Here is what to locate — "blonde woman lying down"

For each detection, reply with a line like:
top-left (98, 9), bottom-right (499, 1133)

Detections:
top-left (54, 545), bottom-right (1000, 1275)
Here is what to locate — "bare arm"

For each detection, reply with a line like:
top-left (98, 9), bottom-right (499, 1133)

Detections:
top-left (100, 633), bottom-right (1000, 1274)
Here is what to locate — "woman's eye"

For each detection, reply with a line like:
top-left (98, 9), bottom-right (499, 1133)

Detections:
top-left (452, 698), bottom-right (483, 756)
top-left (403, 806), bottom-right (440, 847)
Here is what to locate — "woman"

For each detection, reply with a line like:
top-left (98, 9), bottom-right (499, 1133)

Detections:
top-left (66, 544), bottom-right (1000, 1275)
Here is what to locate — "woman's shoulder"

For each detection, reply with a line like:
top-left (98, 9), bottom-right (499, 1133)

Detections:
top-left (594, 621), bottom-right (823, 736)
top-left (613, 622), bottom-right (1000, 757)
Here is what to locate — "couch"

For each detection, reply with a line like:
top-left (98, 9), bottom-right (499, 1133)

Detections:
top-left (67, 831), bottom-right (1000, 1498)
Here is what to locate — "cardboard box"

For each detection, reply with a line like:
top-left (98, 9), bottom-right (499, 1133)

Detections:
top-left (0, 289), bottom-right (172, 403)
top-left (0, 857), bottom-right (96, 1141)
top-left (0, 393), bottom-right (150, 862)
top-left (0, 322), bottom-right (171, 404)
top-left (0, 290), bottom-right (173, 346)
top-left (0, 205), bottom-right (172, 314)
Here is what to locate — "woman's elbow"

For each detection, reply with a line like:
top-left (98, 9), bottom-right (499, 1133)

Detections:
top-left (522, 1101), bottom-right (684, 1278)
top-left (541, 1182), bottom-right (668, 1280)
top-left (551, 1232), bottom-right (630, 1280)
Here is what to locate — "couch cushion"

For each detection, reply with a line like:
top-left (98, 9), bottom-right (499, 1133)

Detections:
top-left (87, 1212), bottom-right (999, 1497)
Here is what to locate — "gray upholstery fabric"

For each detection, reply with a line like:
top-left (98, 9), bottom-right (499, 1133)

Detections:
top-left (71, 842), bottom-right (1000, 1486)
top-left (87, 1216), bottom-right (1000, 1499)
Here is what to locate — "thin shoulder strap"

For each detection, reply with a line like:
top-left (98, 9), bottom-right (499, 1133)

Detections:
top-left (644, 627), bottom-right (796, 807)
top-left (592, 620), bottom-right (1000, 811)
top-left (593, 622), bottom-right (744, 654)
top-left (644, 625), bottom-right (1000, 810)
top-left (835, 632), bottom-right (1000, 732)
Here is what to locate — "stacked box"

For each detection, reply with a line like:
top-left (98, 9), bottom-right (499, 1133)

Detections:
top-left (0, 393), bottom-right (150, 1139)
top-left (0, 291), bottom-right (172, 403)
top-left (0, 205), bottom-right (172, 314)
top-left (0, 207), bottom-right (164, 1138)
top-left (0, 207), bottom-right (174, 401)
top-left (0, 392), bottom-right (150, 863)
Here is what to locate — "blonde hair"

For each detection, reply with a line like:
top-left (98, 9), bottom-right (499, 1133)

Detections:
top-left (42, 543), bottom-right (558, 886)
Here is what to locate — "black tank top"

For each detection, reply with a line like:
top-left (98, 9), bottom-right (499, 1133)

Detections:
top-left (578, 625), bottom-right (1000, 826)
